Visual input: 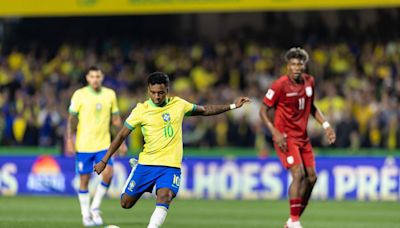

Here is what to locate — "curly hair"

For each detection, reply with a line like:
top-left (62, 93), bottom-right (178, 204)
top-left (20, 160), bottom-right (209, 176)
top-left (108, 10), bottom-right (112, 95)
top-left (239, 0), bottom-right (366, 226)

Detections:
top-left (284, 47), bottom-right (309, 63)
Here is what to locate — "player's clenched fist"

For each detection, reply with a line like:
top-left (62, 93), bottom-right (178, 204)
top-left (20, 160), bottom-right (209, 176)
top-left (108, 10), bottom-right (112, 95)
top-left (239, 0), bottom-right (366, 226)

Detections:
top-left (234, 97), bottom-right (251, 108)
top-left (94, 161), bottom-right (107, 174)
top-left (273, 130), bottom-right (288, 152)
top-left (325, 127), bottom-right (336, 144)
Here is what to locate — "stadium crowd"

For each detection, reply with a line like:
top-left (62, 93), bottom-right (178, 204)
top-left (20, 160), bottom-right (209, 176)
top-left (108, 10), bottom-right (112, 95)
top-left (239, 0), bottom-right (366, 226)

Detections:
top-left (0, 38), bottom-right (399, 154)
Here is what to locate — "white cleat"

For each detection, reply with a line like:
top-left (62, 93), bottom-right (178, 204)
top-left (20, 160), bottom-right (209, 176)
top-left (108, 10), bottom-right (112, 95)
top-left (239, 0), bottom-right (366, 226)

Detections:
top-left (91, 209), bottom-right (103, 226)
top-left (284, 218), bottom-right (292, 228)
top-left (289, 221), bottom-right (303, 228)
top-left (129, 158), bottom-right (138, 168)
top-left (82, 216), bottom-right (96, 227)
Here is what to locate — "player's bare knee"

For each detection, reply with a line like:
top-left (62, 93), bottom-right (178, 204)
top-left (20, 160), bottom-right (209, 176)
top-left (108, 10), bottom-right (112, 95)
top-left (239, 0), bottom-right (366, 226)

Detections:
top-left (157, 192), bottom-right (174, 204)
top-left (120, 194), bottom-right (136, 209)
top-left (158, 195), bottom-right (172, 204)
top-left (120, 198), bottom-right (133, 209)
top-left (102, 169), bottom-right (113, 183)
top-left (291, 168), bottom-right (305, 183)
top-left (308, 174), bottom-right (317, 185)
top-left (292, 175), bottom-right (304, 184)
top-left (102, 173), bottom-right (113, 183)
top-left (120, 202), bottom-right (130, 209)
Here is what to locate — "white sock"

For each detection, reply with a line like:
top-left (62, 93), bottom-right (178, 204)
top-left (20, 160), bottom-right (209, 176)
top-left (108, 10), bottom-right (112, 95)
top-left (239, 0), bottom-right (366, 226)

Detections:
top-left (147, 205), bottom-right (168, 228)
top-left (78, 190), bottom-right (91, 218)
top-left (90, 181), bottom-right (109, 211)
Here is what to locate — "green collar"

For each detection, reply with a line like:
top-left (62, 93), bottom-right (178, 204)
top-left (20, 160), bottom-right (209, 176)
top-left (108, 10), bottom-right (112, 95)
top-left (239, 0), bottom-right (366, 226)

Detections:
top-left (148, 97), bottom-right (169, 107)
top-left (87, 86), bottom-right (102, 95)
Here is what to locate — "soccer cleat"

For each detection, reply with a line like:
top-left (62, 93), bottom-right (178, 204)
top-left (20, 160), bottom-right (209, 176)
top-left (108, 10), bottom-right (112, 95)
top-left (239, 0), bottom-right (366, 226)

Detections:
top-left (91, 209), bottom-right (103, 226)
top-left (129, 158), bottom-right (138, 168)
top-left (288, 221), bottom-right (303, 228)
top-left (82, 216), bottom-right (96, 227)
top-left (284, 218), bottom-right (292, 228)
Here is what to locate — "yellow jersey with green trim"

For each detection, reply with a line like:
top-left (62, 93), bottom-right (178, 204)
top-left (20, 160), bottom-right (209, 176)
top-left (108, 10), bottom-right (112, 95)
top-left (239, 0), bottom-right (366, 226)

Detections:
top-left (124, 96), bottom-right (196, 168)
top-left (68, 86), bottom-right (119, 152)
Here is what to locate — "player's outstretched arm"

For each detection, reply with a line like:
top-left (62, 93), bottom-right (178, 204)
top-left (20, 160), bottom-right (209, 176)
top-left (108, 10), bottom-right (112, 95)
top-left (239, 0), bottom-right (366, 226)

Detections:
top-left (111, 115), bottom-right (128, 156)
top-left (94, 126), bottom-right (132, 174)
top-left (66, 114), bottom-right (78, 155)
top-left (191, 97), bottom-right (250, 116)
top-left (311, 104), bottom-right (336, 144)
top-left (259, 104), bottom-right (287, 152)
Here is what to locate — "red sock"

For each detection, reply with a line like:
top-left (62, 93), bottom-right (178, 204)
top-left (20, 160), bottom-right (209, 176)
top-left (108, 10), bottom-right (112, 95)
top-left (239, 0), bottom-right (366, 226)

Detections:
top-left (300, 198), bottom-right (308, 216)
top-left (290, 198), bottom-right (302, 222)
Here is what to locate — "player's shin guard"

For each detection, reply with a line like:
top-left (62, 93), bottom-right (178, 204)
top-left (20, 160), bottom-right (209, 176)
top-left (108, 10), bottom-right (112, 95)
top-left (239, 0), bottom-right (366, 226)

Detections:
top-left (78, 190), bottom-right (91, 218)
top-left (91, 181), bottom-right (110, 211)
top-left (289, 198), bottom-right (302, 222)
top-left (147, 204), bottom-right (169, 228)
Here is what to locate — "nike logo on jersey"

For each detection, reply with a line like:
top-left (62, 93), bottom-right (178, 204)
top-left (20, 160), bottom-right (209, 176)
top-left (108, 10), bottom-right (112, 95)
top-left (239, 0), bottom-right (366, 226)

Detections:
top-left (286, 92), bottom-right (298, 97)
top-left (266, 89), bottom-right (275, 100)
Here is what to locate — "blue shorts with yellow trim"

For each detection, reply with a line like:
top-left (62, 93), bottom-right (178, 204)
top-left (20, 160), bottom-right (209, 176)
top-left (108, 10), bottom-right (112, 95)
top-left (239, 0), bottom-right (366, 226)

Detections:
top-left (123, 164), bottom-right (181, 197)
top-left (75, 150), bottom-right (113, 174)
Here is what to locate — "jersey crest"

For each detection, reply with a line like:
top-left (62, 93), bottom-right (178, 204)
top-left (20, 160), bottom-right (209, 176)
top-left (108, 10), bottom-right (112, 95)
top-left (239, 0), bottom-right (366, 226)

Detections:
top-left (128, 180), bottom-right (136, 191)
top-left (162, 113), bottom-right (171, 122)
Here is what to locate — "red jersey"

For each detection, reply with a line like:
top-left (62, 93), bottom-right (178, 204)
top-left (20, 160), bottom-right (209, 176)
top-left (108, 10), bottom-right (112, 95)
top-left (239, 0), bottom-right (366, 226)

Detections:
top-left (263, 74), bottom-right (315, 141)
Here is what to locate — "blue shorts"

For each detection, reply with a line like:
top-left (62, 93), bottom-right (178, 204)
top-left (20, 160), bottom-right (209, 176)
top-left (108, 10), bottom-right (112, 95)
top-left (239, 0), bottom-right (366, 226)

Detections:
top-left (123, 164), bottom-right (181, 197)
top-left (76, 150), bottom-right (114, 174)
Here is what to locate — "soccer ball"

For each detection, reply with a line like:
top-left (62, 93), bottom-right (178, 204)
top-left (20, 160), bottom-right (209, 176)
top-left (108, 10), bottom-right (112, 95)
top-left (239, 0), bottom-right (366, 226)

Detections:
top-left (104, 225), bottom-right (120, 228)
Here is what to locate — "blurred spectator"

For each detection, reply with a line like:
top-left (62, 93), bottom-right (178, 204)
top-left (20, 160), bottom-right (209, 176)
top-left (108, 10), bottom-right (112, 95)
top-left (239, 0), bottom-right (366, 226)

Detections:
top-left (1, 23), bottom-right (400, 152)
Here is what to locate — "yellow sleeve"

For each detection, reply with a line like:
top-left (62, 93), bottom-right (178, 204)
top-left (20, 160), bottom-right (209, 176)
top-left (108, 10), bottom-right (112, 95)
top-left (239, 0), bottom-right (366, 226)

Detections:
top-left (68, 91), bottom-right (81, 115)
top-left (111, 91), bottom-right (120, 114)
top-left (178, 97), bottom-right (196, 116)
top-left (124, 104), bottom-right (142, 130)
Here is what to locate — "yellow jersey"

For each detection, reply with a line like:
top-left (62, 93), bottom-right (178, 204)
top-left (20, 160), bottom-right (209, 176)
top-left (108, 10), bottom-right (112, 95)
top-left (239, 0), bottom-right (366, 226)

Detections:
top-left (124, 97), bottom-right (196, 168)
top-left (69, 86), bottom-right (119, 152)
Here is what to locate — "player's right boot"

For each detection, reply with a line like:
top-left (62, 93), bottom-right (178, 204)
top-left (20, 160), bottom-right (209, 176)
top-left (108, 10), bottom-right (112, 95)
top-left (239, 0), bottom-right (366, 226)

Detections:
top-left (129, 158), bottom-right (138, 168)
top-left (82, 216), bottom-right (96, 227)
top-left (91, 209), bottom-right (103, 226)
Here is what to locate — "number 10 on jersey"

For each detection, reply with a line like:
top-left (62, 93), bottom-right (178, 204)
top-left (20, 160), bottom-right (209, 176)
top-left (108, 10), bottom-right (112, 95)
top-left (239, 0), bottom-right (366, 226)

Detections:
top-left (164, 123), bottom-right (174, 138)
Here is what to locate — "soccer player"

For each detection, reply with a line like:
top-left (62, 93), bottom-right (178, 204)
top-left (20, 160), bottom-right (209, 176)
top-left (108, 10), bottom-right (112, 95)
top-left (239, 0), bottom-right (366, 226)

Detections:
top-left (259, 48), bottom-right (336, 228)
top-left (67, 66), bottom-right (127, 227)
top-left (94, 72), bottom-right (250, 228)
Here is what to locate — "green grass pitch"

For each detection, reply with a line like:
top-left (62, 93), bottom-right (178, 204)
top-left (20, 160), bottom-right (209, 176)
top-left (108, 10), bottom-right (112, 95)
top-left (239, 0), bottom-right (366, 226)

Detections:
top-left (0, 196), bottom-right (398, 228)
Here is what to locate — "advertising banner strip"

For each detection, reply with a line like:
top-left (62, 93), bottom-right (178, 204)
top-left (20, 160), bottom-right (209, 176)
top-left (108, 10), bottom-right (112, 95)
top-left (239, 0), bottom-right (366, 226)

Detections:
top-left (0, 0), bottom-right (399, 17)
top-left (0, 156), bottom-right (399, 201)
